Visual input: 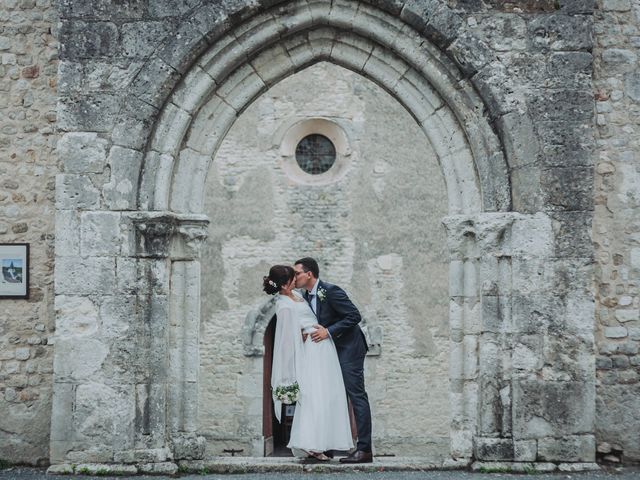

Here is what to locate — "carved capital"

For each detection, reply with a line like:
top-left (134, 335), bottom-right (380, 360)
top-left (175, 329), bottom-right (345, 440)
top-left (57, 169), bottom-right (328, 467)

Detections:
top-left (442, 213), bottom-right (517, 260)
top-left (175, 223), bottom-right (209, 259)
top-left (127, 211), bottom-right (209, 259)
top-left (243, 296), bottom-right (277, 356)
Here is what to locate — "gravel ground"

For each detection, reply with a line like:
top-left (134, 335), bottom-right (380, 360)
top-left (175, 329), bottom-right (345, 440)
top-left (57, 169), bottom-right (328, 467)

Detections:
top-left (1, 466), bottom-right (639, 480)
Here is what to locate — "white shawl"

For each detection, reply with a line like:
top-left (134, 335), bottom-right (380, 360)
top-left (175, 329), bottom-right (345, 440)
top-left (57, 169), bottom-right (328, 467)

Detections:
top-left (270, 296), bottom-right (306, 422)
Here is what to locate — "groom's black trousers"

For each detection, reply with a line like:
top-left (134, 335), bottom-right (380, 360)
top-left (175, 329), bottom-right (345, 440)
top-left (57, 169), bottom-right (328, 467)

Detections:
top-left (337, 335), bottom-right (372, 453)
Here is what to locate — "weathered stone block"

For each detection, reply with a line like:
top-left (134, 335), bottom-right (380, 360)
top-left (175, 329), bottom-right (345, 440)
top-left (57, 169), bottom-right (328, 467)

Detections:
top-left (558, 463), bottom-right (600, 472)
top-left (538, 435), bottom-right (595, 462)
top-left (58, 0), bottom-right (146, 19)
top-left (401, 1), bottom-right (463, 47)
top-left (604, 327), bottom-right (627, 338)
top-left (111, 97), bottom-right (159, 150)
top-left (171, 433), bottom-right (206, 460)
top-left (55, 210), bottom-right (81, 256)
top-left (81, 211), bottom-right (122, 256)
top-left (513, 380), bottom-right (595, 438)
top-left (475, 437), bottom-right (514, 461)
top-left (121, 21), bottom-right (173, 59)
top-left (511, 294), bottom-right (563, 334)
top-left (113, 447), bottom-right (170, 464)
top-left (59, 21), bottom-right (119, 59)
top-left (55, 174), bottom-right (100, 210)
top-left (57, 132), bottom-right (109, 174)
top-left (513, 336), bottom-right (543, 371)
top-left (596, 384), bottom-right (640, 460)
top-left (57, 93), bottom-right (121, 132)
top-left (550, 211), bottom-right (593, 259)
top-left (127, 55), bottom-right (182, 109)
top-left (74, 464), bottom-right (137, 475)
top-left (53, 339), bottom-right (109, 382)
top-left (103, 146), bottom-right (144, 210)
top-left (527, 14), bottom-right (592, 51)
top-left (46, 464), bottom-right (74, 475)
top-left (542, 333), bottom-right (594, 381)
top-left (541, 167), bottom-right (594, 211)
top-left (74, 383), bottom-right (135, 450)
top-left (477, 14), bottom-right (528, 51)
top-left (625, 72), bottom-right (640, 102)
top-left (157, 21), bottom-right (208, 74)
top-left (514, 440), bottom-right (537, 462)
top-left (615, 309), bottom-right (640, 323)
top-left (556, 0), bottom-right (596, 13)
top-left (55, 257), bottom-right (116, 295)
top-left (138, 462), bottom-right (178, 474)
top-left (150, 103), bottom-right (192, 156)
top-left (447, 30), bottom-right (495, 77)
top-left (596, 356), bottom-right (612, 369)
top-left (54, 295), bottom-right (99, 339)
top-left (511, 212), bottom-right (554, 257)
top-left (548, 51), bottom-right (592, 87)
top-left (527, 89), bottom-right (593, 124)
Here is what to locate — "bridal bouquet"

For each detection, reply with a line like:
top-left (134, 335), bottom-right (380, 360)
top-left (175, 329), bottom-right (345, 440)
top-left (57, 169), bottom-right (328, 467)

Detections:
top-left (274, 382), bottom-right (300, 404)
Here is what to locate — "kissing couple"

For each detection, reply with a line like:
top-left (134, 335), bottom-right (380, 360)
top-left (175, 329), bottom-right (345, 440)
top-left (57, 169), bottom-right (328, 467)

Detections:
top-left (263, 257), bottom-right (373, 463)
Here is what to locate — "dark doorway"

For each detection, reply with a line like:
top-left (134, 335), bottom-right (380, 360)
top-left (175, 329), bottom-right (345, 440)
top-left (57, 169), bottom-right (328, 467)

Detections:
top-left (263, 315), bottom-right (294, 456)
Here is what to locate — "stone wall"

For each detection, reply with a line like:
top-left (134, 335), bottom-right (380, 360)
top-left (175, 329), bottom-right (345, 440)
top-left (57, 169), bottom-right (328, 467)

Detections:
top-left (2, 0), bottom-right (640, 469)
top-left (199, 62), bottom-right (450, 458)
top-left (0, 0), bottom-right (58, 465)
top-left (593, 0), bottom-right (640, 464)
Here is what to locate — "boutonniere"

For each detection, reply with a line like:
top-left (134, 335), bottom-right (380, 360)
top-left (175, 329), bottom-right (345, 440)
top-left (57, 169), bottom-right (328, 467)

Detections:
top-left (317, 287), bottom-right (327, 302)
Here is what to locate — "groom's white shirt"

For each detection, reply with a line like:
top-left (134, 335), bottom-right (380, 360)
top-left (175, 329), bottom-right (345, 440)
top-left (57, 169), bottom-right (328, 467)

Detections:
top-left (308, 278), bottom-right (319, 314)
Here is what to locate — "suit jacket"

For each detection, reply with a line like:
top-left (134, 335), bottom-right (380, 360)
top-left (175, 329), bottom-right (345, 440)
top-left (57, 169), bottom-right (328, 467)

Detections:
top-left (305, 280), bottom-right (368, 360)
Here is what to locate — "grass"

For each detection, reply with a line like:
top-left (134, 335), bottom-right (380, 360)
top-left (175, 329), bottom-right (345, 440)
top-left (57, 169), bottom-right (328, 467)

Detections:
top-left (479, 466), bottom-right (512, 474)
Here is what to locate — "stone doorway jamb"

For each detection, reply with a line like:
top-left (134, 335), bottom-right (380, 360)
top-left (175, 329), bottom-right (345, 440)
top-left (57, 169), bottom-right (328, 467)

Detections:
top-left (129, 211), bottom-right (210, 461)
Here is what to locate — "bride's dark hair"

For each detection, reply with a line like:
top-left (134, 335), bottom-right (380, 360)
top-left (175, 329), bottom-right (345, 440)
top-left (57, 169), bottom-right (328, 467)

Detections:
top-left (263, 265), bottom-right (295, 295)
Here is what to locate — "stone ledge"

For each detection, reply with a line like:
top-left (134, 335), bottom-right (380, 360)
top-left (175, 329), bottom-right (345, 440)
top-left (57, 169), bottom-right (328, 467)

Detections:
top-left (47, 463), bottom-right (140, 475)
top-left (45, 458), bottom-right (603, 475)
top-left (179, 457), bottom-right (451, 473)
top-left (559, 463), bottom-right (602, 472)
top-left (471, 461), bottom-right (601, 473)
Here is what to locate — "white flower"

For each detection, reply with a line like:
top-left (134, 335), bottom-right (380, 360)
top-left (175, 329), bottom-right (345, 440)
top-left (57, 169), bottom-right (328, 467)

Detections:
top-left (274, 383), bottom-right (299, 404)
top-left (317, 287), bottom-right (327, 302)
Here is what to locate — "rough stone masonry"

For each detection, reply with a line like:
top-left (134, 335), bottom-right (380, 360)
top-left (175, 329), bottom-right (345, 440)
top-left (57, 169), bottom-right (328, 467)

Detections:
top-left (0, 0), bottom-right (638, 472)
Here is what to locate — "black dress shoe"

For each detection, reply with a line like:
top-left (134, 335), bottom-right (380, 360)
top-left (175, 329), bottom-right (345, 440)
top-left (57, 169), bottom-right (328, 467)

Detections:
top-left (323, 450), bottom-right (334, 459)
top-left (339, 450), bottom-right (373, 464)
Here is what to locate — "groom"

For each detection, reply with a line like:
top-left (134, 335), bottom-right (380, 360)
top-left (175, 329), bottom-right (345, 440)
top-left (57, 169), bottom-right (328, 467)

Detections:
top-left (293, 257), bottom-right (373, 464)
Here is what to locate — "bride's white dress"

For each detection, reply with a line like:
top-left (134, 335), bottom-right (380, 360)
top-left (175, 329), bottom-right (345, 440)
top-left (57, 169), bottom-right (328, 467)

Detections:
top-left (272, 291), bottom-right (354, 455)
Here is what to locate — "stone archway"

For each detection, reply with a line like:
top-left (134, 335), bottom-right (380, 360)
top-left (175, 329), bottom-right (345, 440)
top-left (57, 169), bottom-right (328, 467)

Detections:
top-left (51, 0), bottom-right (595, 469)
top-left (130, 1), bottom-right (511, 463)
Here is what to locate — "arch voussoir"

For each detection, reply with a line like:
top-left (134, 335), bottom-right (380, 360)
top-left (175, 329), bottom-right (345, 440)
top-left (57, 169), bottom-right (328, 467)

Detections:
top-left (133, 5), bottom-right (515, 460)
top-left (140, 1), bottom-right (511, 215)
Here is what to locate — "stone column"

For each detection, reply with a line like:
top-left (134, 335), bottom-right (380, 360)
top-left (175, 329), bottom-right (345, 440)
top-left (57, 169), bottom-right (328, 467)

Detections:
top-left (444, 213), bottom-right (519, 462)
top-left (444, 212), bottom-right (596, 465)
top-left (443, 214), bottom-right (485, 461)
top-left (130, 213), bottom-right (209, 461)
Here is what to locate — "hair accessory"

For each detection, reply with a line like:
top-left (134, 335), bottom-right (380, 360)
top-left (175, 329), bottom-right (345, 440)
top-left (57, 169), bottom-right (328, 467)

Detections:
top-left (269, 279), bottom-right (278, 289)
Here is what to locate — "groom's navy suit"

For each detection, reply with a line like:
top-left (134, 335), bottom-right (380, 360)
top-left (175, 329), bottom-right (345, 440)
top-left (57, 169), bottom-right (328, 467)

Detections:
top-left (305, 280), bottom-right (372, 453)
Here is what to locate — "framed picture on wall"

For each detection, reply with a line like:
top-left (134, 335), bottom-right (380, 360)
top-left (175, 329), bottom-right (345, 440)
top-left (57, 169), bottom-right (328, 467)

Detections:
top-left (0, 243), bottom-right (29, 299)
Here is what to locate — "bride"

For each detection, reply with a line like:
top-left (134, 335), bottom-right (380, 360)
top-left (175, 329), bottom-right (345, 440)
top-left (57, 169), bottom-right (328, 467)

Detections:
top-left (263, 265), bottom-right (354, 460)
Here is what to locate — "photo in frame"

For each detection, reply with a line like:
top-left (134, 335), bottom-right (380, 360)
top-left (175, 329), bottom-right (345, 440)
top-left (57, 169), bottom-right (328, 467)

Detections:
top-left (0, 243), bottom-right (29, 299)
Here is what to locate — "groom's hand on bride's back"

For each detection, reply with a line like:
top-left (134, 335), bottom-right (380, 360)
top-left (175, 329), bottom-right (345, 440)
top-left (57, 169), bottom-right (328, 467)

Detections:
top-left (310, 324), bottom-right (329, 342)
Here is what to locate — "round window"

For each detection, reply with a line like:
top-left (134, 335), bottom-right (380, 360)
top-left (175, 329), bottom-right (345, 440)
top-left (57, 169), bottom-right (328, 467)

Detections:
top-left (295, 134), bottom-right (336, 175)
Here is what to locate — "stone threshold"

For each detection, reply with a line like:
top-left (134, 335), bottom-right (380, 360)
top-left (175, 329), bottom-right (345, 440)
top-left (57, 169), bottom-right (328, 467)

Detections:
top-left (46, 458), bottom-right (600, 476)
